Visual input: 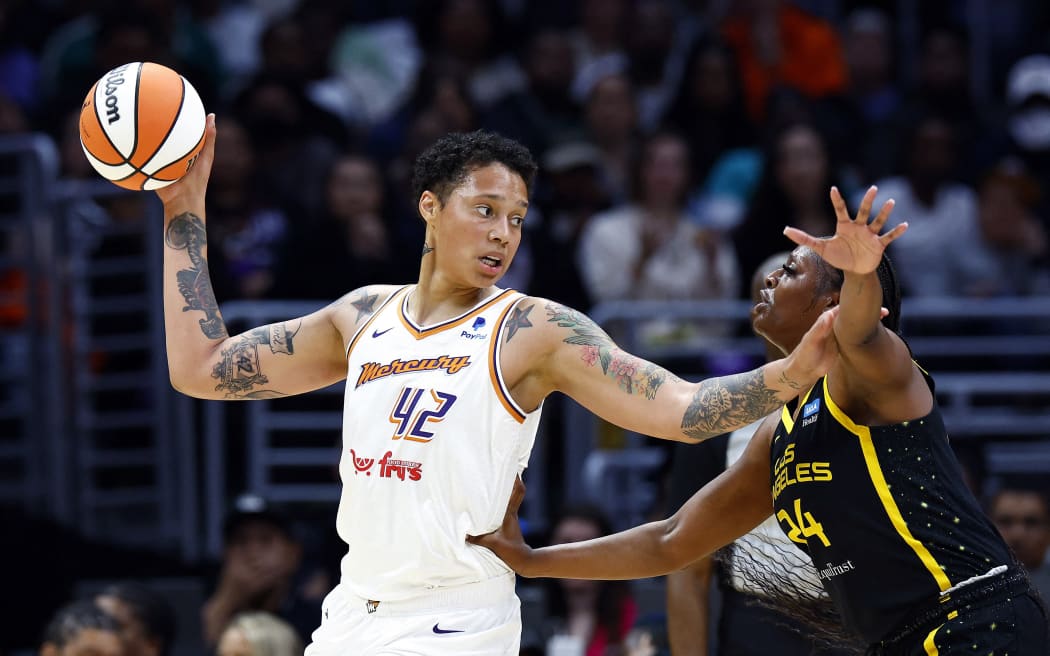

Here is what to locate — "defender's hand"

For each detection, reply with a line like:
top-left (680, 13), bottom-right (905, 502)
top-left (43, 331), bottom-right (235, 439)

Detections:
top-left (784, 186), bottom-right (908, 275)
top-left (467, 476), bottom-right (533, 574)
top-left (784, 306), bottom-right (840, 385)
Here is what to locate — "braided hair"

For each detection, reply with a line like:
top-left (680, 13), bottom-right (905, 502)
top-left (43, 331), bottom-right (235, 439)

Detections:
top-left (814, 251), bottom-right (903, 336)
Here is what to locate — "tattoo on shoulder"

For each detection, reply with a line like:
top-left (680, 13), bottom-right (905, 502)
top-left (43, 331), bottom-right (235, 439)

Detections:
top-left (681, 368), bottom-right (780, 440)
top-left (166, 212), bottom-right (227, 339)
top-left (350, 289), bottom-right (379, 322)
top-left (546, 302), bottom-right (667, 399)
top-left (210, 321), bottom-right (301, 398)
top-left (422, 243), bottom-right (434, 256)
top-left (504, 303), bottom-right (533, 342)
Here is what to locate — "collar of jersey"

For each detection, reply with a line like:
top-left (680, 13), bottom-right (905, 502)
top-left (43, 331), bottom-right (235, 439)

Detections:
top-left (398, 287), bottom-right (516, 340)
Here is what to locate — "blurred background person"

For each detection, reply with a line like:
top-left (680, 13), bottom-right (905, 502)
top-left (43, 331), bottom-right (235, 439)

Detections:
top-left (543, 505), bottom-right (638, 656)
top-left (988, 479), bottom-right (1050, 601)
top-left (579, 130), bottom-right (739, 345)
top-left (95, 582), bottom-right (177, 656)
top-left (731, 120), bottom-right (842, 299)
top-left (39, 600), bottom-right (123, 656)
top-left (272, 153), bottom-right (416, 300)
top-left (867, 113), bottom-right (999, 298)
top-left (216, 611), bottom-right (303, 656)
top-left (201, 494), bottom-right (319, 648)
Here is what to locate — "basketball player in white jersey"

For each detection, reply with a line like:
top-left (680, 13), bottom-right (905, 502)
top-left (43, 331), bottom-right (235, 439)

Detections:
top-left (156, 114), bottom-right (840, 654)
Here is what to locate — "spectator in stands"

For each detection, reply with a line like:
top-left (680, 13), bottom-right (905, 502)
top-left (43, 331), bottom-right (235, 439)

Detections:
top-left (527, 138), bottom-right (610, 311)
top-left (230, 73), bottom-right (347, 218)
top-left (273, 153), bottom-right (416, 300)
top-left (39, 600), bottom-right (123, 656)
top-left (720, 0), bottom-right (847, 123)
top-left (483, 27), bottom-right (581, 157)
top-left (412, 0), bottom-right (524, 111)
top-left (1002, 54), bottom-right (1050, 225)
top-left (579, 130), bottom-right (740, 344)
top-left (202, 115), bottom-right (289, 301)
top-left (542, 505), bottom-right (638, 656)
top-left (95, 582), bottom-right (177, 656)
top-left (623, 0), bottom-right (693, 131)
top-left (578, 62), bottom-right (639, 204)
top-left (665, 252), bottom-right (849, 656)
top-left (38, 3), bottom-right (220, 128)
top-left (732, 120), bottom-right (842, 299)
top-left (202, 494), bottom-right (319, 648)
top-left (569, 0), bottom-right (628, 73)
top-left (988, 481), bottom-right (1050, 600)
top-left (217, 611), bottom-right (303, 656)
top-left (868, 113), bottom-right (999, 297)
top-left (833, 7), bottom-right (901, 183)
top-left (976, 158), bottom-right (1050, 295)
top-left (893, 22), bottom-right (989, 184)
top-left (661, 35), bottom-right (755, 192)
top-left (367, 62), bottom-right (479, 168)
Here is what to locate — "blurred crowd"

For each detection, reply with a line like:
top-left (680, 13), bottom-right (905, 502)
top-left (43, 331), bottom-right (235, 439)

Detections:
top-left (3, 0), bottom-right (1050, 312)
top-left (3, 0), bottom-right (1050, 654)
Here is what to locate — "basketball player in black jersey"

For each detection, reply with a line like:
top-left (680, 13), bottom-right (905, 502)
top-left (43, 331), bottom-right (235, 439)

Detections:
top-left (472, 186), bottom-right (1050, 654)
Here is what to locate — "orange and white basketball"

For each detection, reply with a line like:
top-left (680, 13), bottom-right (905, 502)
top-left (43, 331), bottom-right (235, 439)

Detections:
top-left (79, 62), bottom-right (206, 191)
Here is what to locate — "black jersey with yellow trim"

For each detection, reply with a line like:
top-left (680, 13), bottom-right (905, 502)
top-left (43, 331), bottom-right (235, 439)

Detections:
top-left (768, 371), bottom-right (1012, 644)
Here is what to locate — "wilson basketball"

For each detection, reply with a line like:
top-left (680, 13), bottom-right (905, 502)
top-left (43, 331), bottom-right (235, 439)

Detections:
top-left (79, 62), bottom-right (206, 191)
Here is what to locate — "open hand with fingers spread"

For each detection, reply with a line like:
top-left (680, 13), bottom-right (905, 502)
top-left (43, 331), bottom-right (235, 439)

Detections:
top-left (783, 186), bottom-right (908, 275)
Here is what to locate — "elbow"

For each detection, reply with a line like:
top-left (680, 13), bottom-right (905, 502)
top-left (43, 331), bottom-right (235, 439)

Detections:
top-left (168, 368), bottom-right (212, 399)
top-left (658, 518), bottom-right (695, 572)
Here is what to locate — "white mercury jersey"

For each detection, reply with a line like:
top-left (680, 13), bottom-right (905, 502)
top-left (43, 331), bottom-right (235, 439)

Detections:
top-left (337, 285), bottom-right (542, 601)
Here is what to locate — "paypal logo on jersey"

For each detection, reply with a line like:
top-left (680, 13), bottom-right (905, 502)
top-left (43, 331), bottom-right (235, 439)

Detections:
top-left (461, 316), bottom-right (489, 340)
top-left (802, 398), bottom-right (821, 419)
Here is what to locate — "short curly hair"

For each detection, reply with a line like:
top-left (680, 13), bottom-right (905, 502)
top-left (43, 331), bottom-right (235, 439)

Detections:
top-left (411, 130), bottom-right (538, 207)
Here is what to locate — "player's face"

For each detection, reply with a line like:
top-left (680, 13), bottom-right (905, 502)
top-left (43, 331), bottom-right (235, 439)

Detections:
top-left (751, 247), bottom-right (837, 355)
top-left (427, 163), bottom-right (528, 287)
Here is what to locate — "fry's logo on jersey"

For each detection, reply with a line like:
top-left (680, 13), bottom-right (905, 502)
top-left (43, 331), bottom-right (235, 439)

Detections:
top-left (350, 449), bottom-right (422, 481)
top-left (356, 355), bottom-right (472, 388)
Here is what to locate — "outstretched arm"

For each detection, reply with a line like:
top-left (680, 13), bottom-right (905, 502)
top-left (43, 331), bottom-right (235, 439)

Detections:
top-left (785, 186), bottom-right (928, 420)
top-left (510, 300), bottom-right (838, 442)
top-left (469, 420), bottom-right (775, 579)
top-left (156, 115), bottom-right (349, 399)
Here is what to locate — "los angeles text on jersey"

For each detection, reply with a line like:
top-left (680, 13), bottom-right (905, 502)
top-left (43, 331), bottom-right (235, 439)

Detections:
top-left (773, 442), bottom-right (832, 500)
top-left (356, 355), bottom-right (472, 388)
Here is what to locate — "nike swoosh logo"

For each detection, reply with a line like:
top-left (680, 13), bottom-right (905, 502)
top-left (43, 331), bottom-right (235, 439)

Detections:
top-left (372, 327), bottom-right (393, 338)
top-left (432, 623), bottom-right (464, 634)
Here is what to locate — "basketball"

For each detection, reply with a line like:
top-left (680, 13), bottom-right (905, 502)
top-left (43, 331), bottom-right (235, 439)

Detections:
top-left (79, 61), bottom-right (206, 191)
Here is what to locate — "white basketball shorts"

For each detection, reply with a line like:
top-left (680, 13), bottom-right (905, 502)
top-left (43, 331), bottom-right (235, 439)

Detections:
top-left (304, 572), bottom-right (521, 655)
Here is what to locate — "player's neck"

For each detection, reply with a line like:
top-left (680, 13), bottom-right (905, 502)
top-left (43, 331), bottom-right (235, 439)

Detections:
top-left (408, 276), bottom-right (498, 326)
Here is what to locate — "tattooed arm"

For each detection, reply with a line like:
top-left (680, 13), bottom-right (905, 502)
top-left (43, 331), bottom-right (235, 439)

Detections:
top-left (155, 115), bottom-right (359, 400)
top-left (508, 298), bottom-right (839, 442)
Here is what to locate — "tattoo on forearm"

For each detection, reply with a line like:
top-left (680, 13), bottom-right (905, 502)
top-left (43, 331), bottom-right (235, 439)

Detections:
top-left (681, 368), bottom-right (780, 440)
top-left (504, 304), bottom-right (533, 342)
top-left (166, 213), bottom-right (228, 339)
top-left (546, 302), bottom-right (667, 399)
top-left (210, 321), bottom-right (300, 398)
top-left (350, 289), bottom-right (378, 322)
